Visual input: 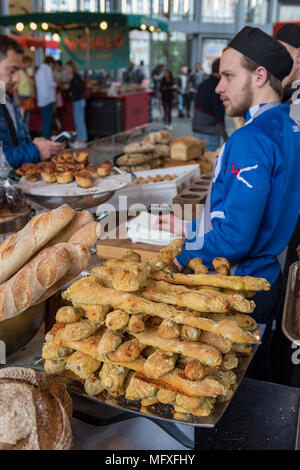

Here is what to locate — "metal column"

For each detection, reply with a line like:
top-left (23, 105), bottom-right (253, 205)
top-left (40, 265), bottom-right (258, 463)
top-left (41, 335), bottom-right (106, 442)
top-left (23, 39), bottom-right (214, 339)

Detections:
top-left (234, 0), bottom-right (246, 33)
top-left (0, 0), bottom-right (10, 34)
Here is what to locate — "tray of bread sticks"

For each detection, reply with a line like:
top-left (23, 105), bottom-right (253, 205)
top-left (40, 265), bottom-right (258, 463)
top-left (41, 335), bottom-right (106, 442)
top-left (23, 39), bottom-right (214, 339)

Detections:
top-left (41, 240), bottom-right (267, 427)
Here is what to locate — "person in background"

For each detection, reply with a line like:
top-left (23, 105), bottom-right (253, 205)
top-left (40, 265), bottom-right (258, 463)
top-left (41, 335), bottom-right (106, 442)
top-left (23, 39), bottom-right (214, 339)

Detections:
top-left (0, 35), bottom-right (64, 168)
top-left (177, 65), bottom-right (189, 118)
top-left (64, 60), bottom-right (88, 150)
top-left (192, 62), bottom-right (205, 90)
top-left (159, 69), bottom-right (177, 130)
top-left (186, 67), bottom-right (196, 118)
top-left (151, 64), bottom-right (165, 121)
top-left (155, 27), bottom-right (300, 384)
top-left (192, 58), bottom-right (227, 151)
top-left (53, 60), bottom-right (71, 86)
top-left (275, 23), bottom-right (300, 124)
top-left (135, 60), bottom-right (146, 85)
top-left (35, 56), bottom-right (57, 139)
top-left (15, 54), bottom-right (35, 126)
top-left (123, 61), bottom-right (137, 84)
top-left (271, 23), bottom-right (300, 384)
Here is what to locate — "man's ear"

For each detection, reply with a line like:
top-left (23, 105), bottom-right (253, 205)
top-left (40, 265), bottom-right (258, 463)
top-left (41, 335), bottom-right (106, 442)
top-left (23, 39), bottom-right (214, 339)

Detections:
top-left (255, 66), bottom-right (268, 88)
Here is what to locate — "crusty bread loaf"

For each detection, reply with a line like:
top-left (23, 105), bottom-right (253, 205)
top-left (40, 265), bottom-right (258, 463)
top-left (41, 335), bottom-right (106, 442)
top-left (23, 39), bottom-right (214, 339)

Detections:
top-left (0, 244), bottom-right (72, 321)
top-left (0, 367), bottom-right (73, 450)
top-left (0, 204), bottom-right (74, 284)
top-left (171, 136), bottom-right (205, 161)
top-left (38, 243), bottom-right (90, 304)
top-left (116, 153), bottom-right (155, 167)
top-left (123, 142), bottom-right (155, 154)
top-left (44, 210), bottom-right (94, 247)
top-left (153, 144), bottom-right (170, 159)
top-left (155, 130), bottom-right (172, 145)
top-left (143, 130), bottom-right (172, 146)
top-left (68, 221), bottom-right (100, 250)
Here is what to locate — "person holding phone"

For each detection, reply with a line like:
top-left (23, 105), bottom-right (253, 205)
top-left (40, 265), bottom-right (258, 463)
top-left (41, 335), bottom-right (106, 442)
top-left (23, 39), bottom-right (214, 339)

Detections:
top-left (0, 35), bottom-right (65, 168)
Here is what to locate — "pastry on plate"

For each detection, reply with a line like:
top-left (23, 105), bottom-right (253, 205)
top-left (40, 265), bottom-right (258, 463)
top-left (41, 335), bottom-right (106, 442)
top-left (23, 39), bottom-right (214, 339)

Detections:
top-left (97, 162), bottom-right (111, 177)
top-left (75, 169), bottom-right (93, 188)
top-left (56, 167), bottom-right (74, 184)
top-left (73, 151), bottom-right (89, 164)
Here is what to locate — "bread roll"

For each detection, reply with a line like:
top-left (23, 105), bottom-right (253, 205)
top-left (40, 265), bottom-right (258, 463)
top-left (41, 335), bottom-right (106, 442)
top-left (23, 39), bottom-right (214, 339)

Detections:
top-left (0, 204), bottom-right (74, 284)
top-left (0, 367), bottom-right (73, 450)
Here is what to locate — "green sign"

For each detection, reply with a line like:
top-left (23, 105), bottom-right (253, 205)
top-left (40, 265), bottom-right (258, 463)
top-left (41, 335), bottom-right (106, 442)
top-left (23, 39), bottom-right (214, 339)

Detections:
top-left (60, 26), bottom-right (130, 70)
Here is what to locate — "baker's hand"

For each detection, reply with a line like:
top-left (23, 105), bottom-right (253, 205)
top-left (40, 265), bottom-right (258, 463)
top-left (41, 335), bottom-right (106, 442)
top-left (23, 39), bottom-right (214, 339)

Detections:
top-left (33, 137), bottom-right (65, 161)
top-left (153, 213), bottom-right (186, 237)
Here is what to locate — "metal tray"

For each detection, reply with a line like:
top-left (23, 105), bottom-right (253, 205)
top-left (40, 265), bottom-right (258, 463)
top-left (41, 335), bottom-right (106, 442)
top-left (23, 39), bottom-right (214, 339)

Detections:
top-left (282, 261), bottom-right (300, 342)
top-left (41, 325), bottom-right (264, 429)
top-left (18, 168), bottom-right (135, 211)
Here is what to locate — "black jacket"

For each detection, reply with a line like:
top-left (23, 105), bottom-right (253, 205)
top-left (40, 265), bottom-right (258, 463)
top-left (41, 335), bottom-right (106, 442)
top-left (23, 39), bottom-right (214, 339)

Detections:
top-left (160, 77), bottom-right (176, 101)
top-left (69, 74), bottom-right (84, 101)
top-left (192, 75), bottom-right (226, 137)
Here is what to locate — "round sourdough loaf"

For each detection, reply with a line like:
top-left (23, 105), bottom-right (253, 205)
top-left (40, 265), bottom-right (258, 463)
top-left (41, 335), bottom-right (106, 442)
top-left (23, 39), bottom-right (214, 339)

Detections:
top-left (0, 367), bottom-right (73, 450)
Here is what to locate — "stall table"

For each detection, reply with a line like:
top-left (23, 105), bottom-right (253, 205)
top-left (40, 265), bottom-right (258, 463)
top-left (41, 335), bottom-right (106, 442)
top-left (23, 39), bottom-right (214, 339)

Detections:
top-left (6, 326), bottom-right (300, 450)
top-left (86, 91), bottom-right (152, 139)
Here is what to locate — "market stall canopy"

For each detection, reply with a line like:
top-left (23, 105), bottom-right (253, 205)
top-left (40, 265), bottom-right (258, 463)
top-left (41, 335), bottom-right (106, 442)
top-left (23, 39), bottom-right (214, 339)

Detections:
top-left (9, 34), bottom-right (59, 50)
top-left (0, 11), bottom-right (169, 32)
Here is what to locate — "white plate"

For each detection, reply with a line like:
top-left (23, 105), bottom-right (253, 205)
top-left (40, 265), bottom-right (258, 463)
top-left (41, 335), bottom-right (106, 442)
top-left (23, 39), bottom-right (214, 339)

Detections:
top-left (17, 173), bottom-right (133, 197)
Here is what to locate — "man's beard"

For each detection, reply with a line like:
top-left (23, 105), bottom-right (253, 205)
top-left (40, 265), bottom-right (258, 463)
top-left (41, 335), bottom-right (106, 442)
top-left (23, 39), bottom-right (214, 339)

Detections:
top-left (223, 77), bottom-right (254, 117)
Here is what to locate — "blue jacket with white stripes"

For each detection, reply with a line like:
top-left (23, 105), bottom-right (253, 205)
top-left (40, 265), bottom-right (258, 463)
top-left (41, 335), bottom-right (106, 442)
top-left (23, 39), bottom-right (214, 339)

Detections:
top-left (177, 103), bottom-right (300, 286)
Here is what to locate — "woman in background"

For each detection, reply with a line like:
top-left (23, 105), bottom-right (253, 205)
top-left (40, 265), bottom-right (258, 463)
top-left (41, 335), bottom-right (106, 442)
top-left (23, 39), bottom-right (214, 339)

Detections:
top-left (16, 55), bottom-right (35, 126)
top-left (64, 60), bottom-right (88, 149)
top-left (159, 69), bottom-right (177, 130)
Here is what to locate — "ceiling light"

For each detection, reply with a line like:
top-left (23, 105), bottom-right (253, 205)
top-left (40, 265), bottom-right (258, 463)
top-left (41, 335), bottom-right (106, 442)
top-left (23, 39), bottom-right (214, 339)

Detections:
top-left (100, 21), bottom-right (108, 30)
top-left (16, 22), bottom-right (24, 32)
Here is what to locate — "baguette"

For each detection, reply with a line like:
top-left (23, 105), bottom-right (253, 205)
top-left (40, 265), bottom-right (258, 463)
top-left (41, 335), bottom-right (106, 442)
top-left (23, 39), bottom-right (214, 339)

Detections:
top-left (0, 244), bottom-right (72, 321)
top-left (0, 204), bottom-right (74, 284)
top-left (37, 243), bottom-right (91, 304)
top-left (68, 221), bottom-right (101, 250)
top-left (44, 210), bottom-right (94, 247)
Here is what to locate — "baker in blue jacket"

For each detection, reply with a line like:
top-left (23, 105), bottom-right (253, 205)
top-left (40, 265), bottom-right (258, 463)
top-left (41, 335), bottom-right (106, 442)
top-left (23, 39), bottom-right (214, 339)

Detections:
top-left (155, 27), bottom-right (300, 381)
top-left (0, 34), bottom-right (64, 169)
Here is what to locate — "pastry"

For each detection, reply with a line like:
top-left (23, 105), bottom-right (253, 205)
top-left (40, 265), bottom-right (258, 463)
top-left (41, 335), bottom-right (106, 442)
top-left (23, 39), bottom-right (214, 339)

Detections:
top-left (75, 170), bottom-right (93, 188)
top-left (73, 150), bottom-right (89, 164)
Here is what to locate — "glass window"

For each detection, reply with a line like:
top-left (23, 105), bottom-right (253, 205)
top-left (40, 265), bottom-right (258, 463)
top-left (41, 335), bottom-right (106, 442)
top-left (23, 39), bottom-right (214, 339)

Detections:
top-left (279, 5), bottom-right (300, 22)
top-left (245, 0), bottom-right (268, 24)
top-left (152, 31), bottom-right (187, 76)
top-left (201, 0), bottom-right (237, 23)
top-left (202, 38), bottom-right (228, 74)
top-left (129, 29), bottom-right (150, 75)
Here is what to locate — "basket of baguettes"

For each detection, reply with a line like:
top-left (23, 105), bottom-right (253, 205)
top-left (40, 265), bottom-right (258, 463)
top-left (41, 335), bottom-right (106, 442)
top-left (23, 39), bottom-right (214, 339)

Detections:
top-left (0, 204), bottom-right (101, 324)
top-left (42, 239), bottom-right (269, 424)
